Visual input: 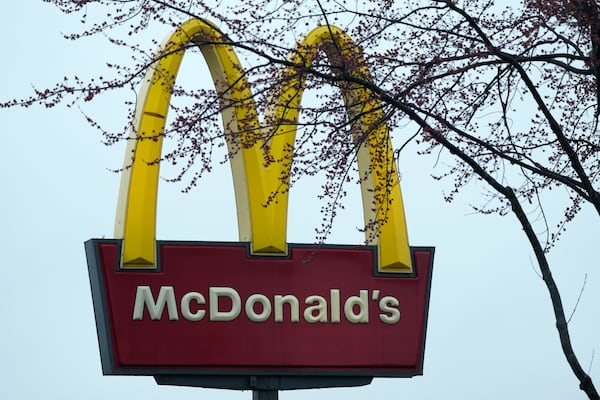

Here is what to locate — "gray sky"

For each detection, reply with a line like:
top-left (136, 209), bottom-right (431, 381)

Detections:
top-left (1, 1), bottom-right (599, 399)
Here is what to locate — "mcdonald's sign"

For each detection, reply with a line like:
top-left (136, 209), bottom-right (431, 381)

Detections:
top-left (85, 18), bottom-right (434, 389)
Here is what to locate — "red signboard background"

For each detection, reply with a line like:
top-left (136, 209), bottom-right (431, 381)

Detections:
top-left (85, 240), bottom-right (433, 377)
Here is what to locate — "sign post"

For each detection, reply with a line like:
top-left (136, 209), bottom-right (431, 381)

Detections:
top-left (85, 18), bottom-right (434, 395)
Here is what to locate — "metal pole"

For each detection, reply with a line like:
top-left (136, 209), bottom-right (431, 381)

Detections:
top-left (252, 390), bottom-right (278, 400)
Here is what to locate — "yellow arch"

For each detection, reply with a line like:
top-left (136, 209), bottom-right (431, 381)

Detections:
top-left (114, 18), bottom-right (263, 266)
top-left (115, 18), bottom-right (412, 272)
top-left (263, 25), bottom-right (411, 272)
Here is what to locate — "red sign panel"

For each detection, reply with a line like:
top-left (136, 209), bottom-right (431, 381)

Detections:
top-left (85, 240), bottom-right (434, 377)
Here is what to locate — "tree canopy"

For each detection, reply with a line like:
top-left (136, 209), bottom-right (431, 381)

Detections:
top-left (4, 1), bottom-right (599, 398)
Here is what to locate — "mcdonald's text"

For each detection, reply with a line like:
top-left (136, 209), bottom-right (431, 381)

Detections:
top-left (132, 286), bottom-right (401, 324)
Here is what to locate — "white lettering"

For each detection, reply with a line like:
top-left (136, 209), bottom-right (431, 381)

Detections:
top-left (344, 290), bottom-right (369, 323)
top-left (304, 295), bottom-right (328, 323)
top-left (330, 289), bottom-right (340, 323)
top-left (131, 286), bottom-right (401, 325)
top-left (209, 287), bottom-right (241, 321)
top-left (245, 294), bottom-right (272, 322)
top-left (274, 295), bottom-right (300, 323)
top-left (378, 296), bottom-right (401, 324)
top-left (132, 286), bottom-right (179, 321)
top-left (181, 291), bottom-right (206, 322)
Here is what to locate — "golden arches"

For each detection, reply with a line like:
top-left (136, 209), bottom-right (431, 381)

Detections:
top-left (114, 18), bottom-right (412, 273)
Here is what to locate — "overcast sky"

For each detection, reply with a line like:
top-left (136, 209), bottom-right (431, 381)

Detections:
top-left (1, 1), bottom-right (599, 399)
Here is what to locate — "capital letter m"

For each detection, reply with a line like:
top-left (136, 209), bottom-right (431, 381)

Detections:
top-left (132, 286), bottom-right (179, 320)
